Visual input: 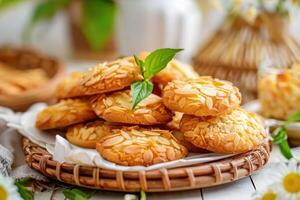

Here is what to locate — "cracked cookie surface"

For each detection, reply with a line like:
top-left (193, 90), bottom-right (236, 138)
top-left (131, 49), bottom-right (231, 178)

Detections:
top-left (180, 108), bottom-right (266, 153)
top-left (90, 90), bottom-right (172, 125)
top-left (36, 98), bottom-right (97, 130)
top-left (162, 77), bottom-right (241, 117)
top-left (96, 126), bottom-right (188, 166)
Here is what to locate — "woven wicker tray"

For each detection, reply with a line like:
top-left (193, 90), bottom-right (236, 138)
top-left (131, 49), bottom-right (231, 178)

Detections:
top-left (23, 138), bottom-right (271, 192)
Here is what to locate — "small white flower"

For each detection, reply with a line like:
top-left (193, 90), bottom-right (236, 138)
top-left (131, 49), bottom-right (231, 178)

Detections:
top-left (269, 159), bottom-right (300, 200)
top-left (0, 174), bottom-right (22, 200)
top-left (252, 184), bottom-right (280, 200)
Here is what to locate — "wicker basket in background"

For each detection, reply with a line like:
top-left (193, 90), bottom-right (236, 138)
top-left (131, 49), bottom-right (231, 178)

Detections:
top-left (0, 48), bottom-right (65, 111)
top-left (193, 12), bottom-right (300, 103)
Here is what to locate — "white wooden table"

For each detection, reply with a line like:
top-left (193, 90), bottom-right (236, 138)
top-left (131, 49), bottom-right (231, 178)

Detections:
top-left (32, 62), bottom-right (298, 200)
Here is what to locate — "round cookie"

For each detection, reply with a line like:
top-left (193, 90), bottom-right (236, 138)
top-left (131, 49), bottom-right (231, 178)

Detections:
top-left (56, 57), bottom-right (143, 99)
top-left (152, 59), bottom-right (199, 86)
top-left (172, 130), bottom-right (209, 153)
top-left (55, 71), bottom-right (86, 99)
top-left (162, 77), bottom-right (241, 117)
top-left (166, 112), bottom-right (183, 130)
top-left (36, 98), bottom-right (97, 130)
top-left (180, 108), bottom-right (267, 153)
top-left (90, 90), bottom-right (172, 125)
top-left (96, 126), bottom-right (188, 166)
top-left (66, 120), bottom-right (118, 148)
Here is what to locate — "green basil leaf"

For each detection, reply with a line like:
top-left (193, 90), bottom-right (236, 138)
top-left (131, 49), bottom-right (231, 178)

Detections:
top-left (15, 183), bottom-right (34, 200)
top-left (272, 125), bottom-right (293, 160)
top-left (131, 80), bottom-right (153, 109)
top-left (286, 112), bottom-right (300, 123)
top-left (140, 190), bottom-right (147, 200)
top-left (81, 0), bottom-right (116, 51)
top-left (278, 140), bottom-right (293, 160)
top-left (272, 127), bottom-right (287, 144)
top-left (143, 48), bottom-right (183, 79)
top-left (23, 0), bottom-right (70, 40)
top-left (63, 188), bottom-right (96, 200)
top-left (134, 55), bottom-right (144, 75)
top-left (15, 177), bottom-right (32, 186)
top-left (0, 0), bottom-right (22, 11)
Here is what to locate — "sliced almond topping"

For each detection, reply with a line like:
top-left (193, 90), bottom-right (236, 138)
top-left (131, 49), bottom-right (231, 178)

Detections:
top-left (143, 150), bottom-right (153, 163)
top-left (123, 145), bottom-right (141, 154)
top-left (102, 136), bottom-right (124, 147)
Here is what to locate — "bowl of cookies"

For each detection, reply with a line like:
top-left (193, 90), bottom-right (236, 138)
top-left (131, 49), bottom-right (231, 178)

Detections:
top-left (19, 49), bottom-right (270, 192)
top-left (0, 48), bottom-right (65, 111)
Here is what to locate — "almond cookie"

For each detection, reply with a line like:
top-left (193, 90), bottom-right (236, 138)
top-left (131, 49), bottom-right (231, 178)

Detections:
top-left (172, 130), bottom-right (209, 153)
top-left (90, 90), bottom-right (172, 125)
top-left (137, 51), bottom-right (199, 86)
top-left (56, 57), bottom-right (143, 98)
top-left (152, 59), bottom-right (199, 86)
top-left (166, 112), bottom-right (183, 130)
top-left (96, 126), bottom-right (188, 166)
top-left (55, 71), bottom-right (86, 99)
top-left (162, 77), bottom-right (241, 117)
top-left (66, 120), bottom-right (118, 148)
top-left (180, 108), bottom-right (266, 153)
top-left (36, 98), bottom-right (97, 130)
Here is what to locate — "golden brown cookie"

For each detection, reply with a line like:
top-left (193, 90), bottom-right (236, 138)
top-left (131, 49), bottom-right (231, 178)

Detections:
top-left (162, 77), bottom-right (241, 117)
top-left (55, 57), bottom-right (143, 98)
top-left (152, 59), bottom-right (199, 86)
top-left (172, 130), bottom-right (209, 153)
top-left (166, 112), bottom-right (183, 130)
top-left (55, 71), bottom-right (86, 99)
top-left (66, 120), bottom-right (118, 148)
top-left (137, 51), bottom-right (199, 86)
top-left (90, 90), bottom-right (172, 125)
top-left (36, 98), bottom-right (97, 130)
top-left (96, 126), bottom-right (188, 166)
top-left (180, 108), bottom-right (267, 153)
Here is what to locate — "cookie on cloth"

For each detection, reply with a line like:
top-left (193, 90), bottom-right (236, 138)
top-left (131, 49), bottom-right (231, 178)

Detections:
top-left (96, 126), bottom-right (188, 166)
top-left (36, 98), bottom-right (97, 130)
top-left (55, 57), bottom-right (143, 98)
top-left (180, 108), bottom-right (266, 153)
top-left (172, 130), bottom-right (209, 153)
top-left (162, 77), bottom-right (241, 117)
top-left (90, 90), bottom-right (172, 125)
top-left (66, 120), bottom-right (118, 148)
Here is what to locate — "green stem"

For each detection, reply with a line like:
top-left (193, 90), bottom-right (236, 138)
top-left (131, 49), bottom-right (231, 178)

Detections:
top-left (279, 139), bottom-right (293, 160)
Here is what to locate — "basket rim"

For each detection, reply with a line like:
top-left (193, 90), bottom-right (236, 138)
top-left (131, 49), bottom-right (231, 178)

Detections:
top-left (22, 137), bottom-right (272, 192)
top-left (0, 48), bottom-right (66, 99)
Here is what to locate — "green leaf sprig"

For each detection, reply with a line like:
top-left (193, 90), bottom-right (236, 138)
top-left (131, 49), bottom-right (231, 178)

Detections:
top-left (23, 0), bottom-right (116, 51)
top-left (63, 188), bottom-right (96, 200)
top-left (271, 112), bottom-right (300, 160)
top-left (15, 177), bottom-right (34, 200)
top-left (131, 48), bottom-right (183, 109)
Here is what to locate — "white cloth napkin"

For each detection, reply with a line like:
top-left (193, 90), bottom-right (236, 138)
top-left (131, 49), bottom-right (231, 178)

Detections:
top-left (0, 103), bottom-right (237, 172)
top-left (0, 106), bottom-right (46, 180)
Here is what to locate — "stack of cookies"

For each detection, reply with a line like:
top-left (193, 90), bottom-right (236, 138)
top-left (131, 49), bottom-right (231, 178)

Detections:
top-left (35, 54), bottom-right (266, 166)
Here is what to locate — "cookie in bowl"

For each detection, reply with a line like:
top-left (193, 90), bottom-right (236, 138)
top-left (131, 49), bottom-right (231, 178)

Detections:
top-left (180, 108), bottom-right (266, 153)
top-left (36, 98), bottom-right (97, 130)
top-left (162, 77), bottom-right (241, 117)
top-left (90, 90), bottom-right (172, 125)
top-left (66, 120), bottom-right (118, 148)
top-left (96, 126), bottom-right (188, 166)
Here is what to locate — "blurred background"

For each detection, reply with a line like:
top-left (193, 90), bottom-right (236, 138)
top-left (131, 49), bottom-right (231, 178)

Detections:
top-left (1, 0), bottom-right (300, 109)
